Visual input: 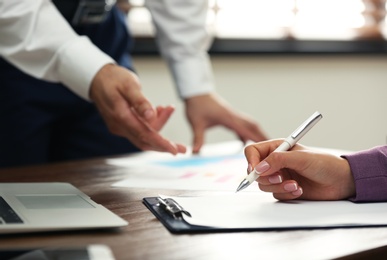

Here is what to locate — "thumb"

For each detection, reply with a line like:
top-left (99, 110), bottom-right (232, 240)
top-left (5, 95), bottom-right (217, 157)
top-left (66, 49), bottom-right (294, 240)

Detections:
top-left (121, 71), bottom-right (156, 122)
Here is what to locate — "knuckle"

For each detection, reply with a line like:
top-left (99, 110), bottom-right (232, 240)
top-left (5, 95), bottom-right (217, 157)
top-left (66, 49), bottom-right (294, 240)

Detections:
top-left (269, 152), bottom-right (283, 163)
top-left (107, 125), bottom-right (122, 137)
top-left (243, 144), bottom-right (255, 155)
top-left (136, 131), bottom-right (153, 147)
top-left (134, 99), bottom-right (149, 111)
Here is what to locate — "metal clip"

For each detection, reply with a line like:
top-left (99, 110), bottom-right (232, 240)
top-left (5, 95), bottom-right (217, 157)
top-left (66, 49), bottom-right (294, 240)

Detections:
top-left (72, 0), bottom-right (116, 25)
top-left (157, 197), bottom-right (192, 218)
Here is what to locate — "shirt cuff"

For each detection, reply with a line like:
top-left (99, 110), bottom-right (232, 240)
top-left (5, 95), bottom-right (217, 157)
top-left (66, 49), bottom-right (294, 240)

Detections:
top-left (343, 146), bottom-right (387, 202)
top-left (56, 36), bottom-right (115, 101)
top-left (167, 53), bottom-right (215, 99)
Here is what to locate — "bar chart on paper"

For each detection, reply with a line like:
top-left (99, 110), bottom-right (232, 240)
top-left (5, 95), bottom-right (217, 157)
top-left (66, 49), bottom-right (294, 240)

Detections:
top-left (107, 141), bottom-right (257, 191)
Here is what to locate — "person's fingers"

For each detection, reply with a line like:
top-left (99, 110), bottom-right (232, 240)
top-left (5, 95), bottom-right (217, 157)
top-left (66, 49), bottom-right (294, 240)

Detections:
top-left (259, 180), bottom-right (303, 200)
top-left (257, 146), bottom-right (309, 177)
top-left (184, 93), bottom-right (269, 153)
top-left (242, 120), bottom-right (268, 142)
top-left (118, 109), bottom-right (180, 154)
top-left (119, 71), bottom-right (157, 121)
top-left (98, 94), bottom-right (184, 155)
top-left (257, 174), bottom-right (283, 185)
top-left (227, 115), bottom-right (268, 144)
top-left (90, 64), bottom-right (157, 122)
top-left (191, 123), bottom-right (206, 154)
top-left (139, 105), bottom-right (186, 153)
top-left (129, 126), bottom-right (180, 154)
top-left (272, 187), bottom-right (303, 201)
top-left (131, 105), bottom-right (175, 132)
top-left (89, 64), bottom-right (187, 155)
top-left (244, 140), bottom-right (285, 172)
top-left (175, 143), bottom-right (187, 154)
top-left (151, 105), bottom-right (175, 131)
top-left (259, 180), bottom-right (298, 193)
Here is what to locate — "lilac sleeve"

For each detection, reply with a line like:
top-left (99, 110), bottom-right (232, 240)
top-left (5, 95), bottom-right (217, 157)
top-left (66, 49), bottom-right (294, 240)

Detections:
top-left (342, 145), bottom-right (387, 202)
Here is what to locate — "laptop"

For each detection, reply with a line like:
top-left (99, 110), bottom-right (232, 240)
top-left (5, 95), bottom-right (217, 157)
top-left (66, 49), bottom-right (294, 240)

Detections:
top-left (0, 183), bottom-right (128, 234)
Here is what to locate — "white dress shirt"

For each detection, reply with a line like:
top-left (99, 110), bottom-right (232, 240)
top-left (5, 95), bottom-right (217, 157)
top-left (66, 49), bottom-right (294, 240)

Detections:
top-left (0, 0), bottom-right (215, 100)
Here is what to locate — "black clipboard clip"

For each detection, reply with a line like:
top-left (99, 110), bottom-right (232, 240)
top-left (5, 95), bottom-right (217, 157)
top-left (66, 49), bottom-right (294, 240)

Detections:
top-left (157, 197), bottom-right (192, 218)
top-left (143, 196), bottom-right (215, 233)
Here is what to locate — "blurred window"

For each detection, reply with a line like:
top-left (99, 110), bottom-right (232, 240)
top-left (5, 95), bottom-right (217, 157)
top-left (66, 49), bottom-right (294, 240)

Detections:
top-left (127, 0), bottom-right (387, 40)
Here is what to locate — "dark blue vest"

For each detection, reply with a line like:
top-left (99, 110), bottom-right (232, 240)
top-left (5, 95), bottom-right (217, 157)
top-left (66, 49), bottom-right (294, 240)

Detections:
top-left (0, 4), bottom-right (139, 168)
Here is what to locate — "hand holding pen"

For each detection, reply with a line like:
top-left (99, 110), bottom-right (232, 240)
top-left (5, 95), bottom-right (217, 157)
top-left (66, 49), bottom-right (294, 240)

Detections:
top-left (243, 138), bottom-right (356, 201)
top-left (236, 111), bottom-right (323, 193)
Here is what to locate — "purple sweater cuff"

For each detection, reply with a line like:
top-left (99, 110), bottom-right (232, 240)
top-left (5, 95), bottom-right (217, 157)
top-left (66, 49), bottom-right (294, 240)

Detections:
top-left (342, 145), bottom-right (387, 202)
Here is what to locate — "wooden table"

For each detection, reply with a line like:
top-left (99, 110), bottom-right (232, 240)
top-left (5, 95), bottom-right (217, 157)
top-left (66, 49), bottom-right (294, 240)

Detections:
top-left (0, 156), bottom-right (386, 260)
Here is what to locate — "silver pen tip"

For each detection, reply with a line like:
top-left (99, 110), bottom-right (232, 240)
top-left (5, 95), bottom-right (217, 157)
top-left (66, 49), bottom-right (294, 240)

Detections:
top-left (236, 179), bottom-right (250, 193)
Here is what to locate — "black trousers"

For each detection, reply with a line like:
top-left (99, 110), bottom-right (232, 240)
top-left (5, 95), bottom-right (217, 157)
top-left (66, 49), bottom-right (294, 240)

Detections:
top-left (0, 6), bottom-right (139, 168)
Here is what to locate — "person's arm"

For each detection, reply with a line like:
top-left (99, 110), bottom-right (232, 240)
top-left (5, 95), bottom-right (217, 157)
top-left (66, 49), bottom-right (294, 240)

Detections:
top-left (0, 0), bottom-right (113, 100)
top-left (0, 0), bottom-right (186, 155)
top-left (144, 0), bottom-right (215, 98)
top-left (343, 146), bottom-right (387, 202)
top-left (145, 0), bottom-right (268, 152)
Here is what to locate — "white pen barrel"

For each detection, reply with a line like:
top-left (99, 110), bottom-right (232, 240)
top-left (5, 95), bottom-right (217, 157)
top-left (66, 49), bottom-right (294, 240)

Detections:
top-left (246, 170), bottom-right (259, 183)
top-left (274, 140), bottom-right (292, 152)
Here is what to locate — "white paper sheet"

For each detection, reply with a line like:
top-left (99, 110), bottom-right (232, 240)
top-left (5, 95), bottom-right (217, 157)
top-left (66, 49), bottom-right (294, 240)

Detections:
top-left (109, 141), bottom-right (353, 191)
top-left (158, 193), bottom-right (387, 260)
top-left (160, 193), bottom-right (387, 229)
top-left (109, 141), bottom-right (257, 191)
top-left (200, 227), bottom-right (387, 260)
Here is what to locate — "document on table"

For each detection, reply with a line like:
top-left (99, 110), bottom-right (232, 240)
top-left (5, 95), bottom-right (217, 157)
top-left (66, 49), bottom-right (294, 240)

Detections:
top-left (108, 141), bottom-right (257, 191)
top-left (108, 141), bottom-right (353, 191)
top-left (157, 193), bottom-right (387, 229)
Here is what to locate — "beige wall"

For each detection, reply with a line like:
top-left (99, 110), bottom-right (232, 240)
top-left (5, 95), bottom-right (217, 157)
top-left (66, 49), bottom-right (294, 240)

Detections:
top-left (133, 55), bottom-right (387, 152)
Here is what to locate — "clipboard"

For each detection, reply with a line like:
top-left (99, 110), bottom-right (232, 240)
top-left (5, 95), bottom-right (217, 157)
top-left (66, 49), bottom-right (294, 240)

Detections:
top-left (143, 194), bottom-right (387, 234)
top-left (142, 196), bottom-right (315, 234)
top-left (143, 197), bottom-right (215, 233)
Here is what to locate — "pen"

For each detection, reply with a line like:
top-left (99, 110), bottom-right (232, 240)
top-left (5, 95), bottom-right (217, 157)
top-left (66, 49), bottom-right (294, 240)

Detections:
top-left (235, 111), bottom-right (323, 193)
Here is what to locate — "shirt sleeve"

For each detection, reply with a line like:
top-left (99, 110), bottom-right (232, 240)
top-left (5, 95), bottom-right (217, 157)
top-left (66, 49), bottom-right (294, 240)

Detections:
top-left (342, 145), bottom-right (387, 202)
top-left (0, 0), bottom-right (114, 100)
top-left (145, 0), bottom-right (215, 99)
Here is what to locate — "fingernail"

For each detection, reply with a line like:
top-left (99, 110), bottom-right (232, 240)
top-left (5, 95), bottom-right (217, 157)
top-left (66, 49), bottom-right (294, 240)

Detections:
top-left (268, 175), bottom-right (282, 184)
top-left (247, 164), bottom-right (253, 173)
top-left (254, 161), bottom-right (270, 175)
top-left (292, 187), bottom-right (303, 196)
top-left (284, 183), bottom-right (297, 192)
top-left (143, 109), bottom-right (154, 119)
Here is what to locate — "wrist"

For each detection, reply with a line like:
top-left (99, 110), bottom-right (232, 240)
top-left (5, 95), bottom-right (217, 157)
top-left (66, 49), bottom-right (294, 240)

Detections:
top-left (184, 93), bottom-right (211, 102)
top-left (340, 158), bottom-right (356, 199)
